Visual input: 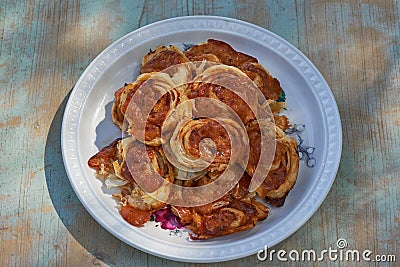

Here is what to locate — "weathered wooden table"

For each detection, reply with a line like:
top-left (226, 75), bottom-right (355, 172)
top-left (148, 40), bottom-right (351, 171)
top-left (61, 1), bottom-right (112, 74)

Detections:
top-left (1, 1), bottom-right (399, 266)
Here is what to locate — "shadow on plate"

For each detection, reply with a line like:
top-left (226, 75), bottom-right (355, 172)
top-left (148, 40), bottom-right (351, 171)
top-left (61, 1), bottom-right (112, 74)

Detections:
top-left (95, 100), bottom-right (122, 149)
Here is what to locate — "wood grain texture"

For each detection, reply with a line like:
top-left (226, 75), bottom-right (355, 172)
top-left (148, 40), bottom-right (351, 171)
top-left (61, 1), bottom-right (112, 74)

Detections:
top-left (0, 0), bottom-right (399, 266)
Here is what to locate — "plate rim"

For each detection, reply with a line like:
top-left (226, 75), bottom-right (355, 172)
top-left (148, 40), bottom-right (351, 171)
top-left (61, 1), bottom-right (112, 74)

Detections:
top-left (61, 15), bottom-right (342, 263)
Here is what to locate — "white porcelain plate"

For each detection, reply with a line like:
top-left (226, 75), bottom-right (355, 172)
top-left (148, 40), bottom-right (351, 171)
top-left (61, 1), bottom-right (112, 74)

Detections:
top-left (61, 16), bottom-right (342, 263)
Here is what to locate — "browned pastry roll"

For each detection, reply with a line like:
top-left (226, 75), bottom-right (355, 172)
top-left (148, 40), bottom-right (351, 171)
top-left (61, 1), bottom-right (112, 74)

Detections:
top-left (246, 122), bottom-right (299, 207)
top-left (167, 117), bottom-right (248, 173)
top-left (172, 173), bottom-right (269, 240)
top-left (239, 62), bottom-right (282, 101)
top-left (88, 137), bottom-right (175, 225)
top-left (112, 73), bottom-right (154, 129)
top-left (114, 63), bottom-right (195, 145)
top-left (185, 39), bottom-right (283, 101)
top-left (186, 64), bottom-right (259, 125)
top-left (184, 39), bottom-right (257, 67)
top-left (141, 45), bottom-right (190, 73)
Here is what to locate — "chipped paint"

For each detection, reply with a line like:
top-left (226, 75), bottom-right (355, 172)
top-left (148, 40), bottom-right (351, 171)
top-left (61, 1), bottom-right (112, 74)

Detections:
top-left (0, 116), bottom-right (21, 128)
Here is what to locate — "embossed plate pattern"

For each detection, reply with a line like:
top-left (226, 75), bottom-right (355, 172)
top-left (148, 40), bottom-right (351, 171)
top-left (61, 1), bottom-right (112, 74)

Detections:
top-left (61, 16), bottom-right (342, 263)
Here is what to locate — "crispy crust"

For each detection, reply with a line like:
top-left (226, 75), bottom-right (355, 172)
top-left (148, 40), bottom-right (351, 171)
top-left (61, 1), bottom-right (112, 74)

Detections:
top-left (87, 138), bottom-right (121, 175)
top-left (88, 137), bottom-right (174, 218)
top-left (172, 173), bottom-right (269, 240)
top-left (255, 127), bottom-right (299, 206)
top-left (111, 73), bottom-right (155, 131)
top-left (184, 39), bottom-right (257, 67)
top-left (185, 39), bottom-right (282, 101)
top-left (141, 45), bottom-right (189, 73)
top-left (240, 62), bottom-right (282, 101)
